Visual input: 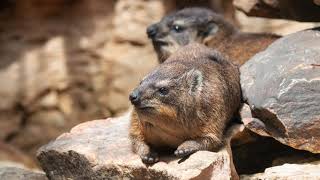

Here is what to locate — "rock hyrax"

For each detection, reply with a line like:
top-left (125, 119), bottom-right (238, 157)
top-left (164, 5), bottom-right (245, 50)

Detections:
top-left (147, 7), bottom-right (280, 65)
top-left (129, 43), bottom-right (241, 164)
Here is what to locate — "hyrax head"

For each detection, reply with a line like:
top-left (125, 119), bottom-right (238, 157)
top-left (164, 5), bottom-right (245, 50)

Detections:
top-left (129, 62), bottom-right (203, 118)
top-left (146, 7), bottom-right (236, 63)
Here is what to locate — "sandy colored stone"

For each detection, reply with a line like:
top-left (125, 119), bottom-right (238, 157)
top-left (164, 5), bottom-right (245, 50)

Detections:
top-left (0, 141), bottom-right (37, 169)
top-left (241, 162), bottom-right (320, 180)
top-left (0, 0), bottom-right (159, 158)
top-left (0, 111), bottom-right (21, 140)
top-left (37, 113), bottom-right (239, 180)
top-left (0, 165), bottom-right (47, 180)
top-left (236, 11), bottom-right (319, 36)
top-left (113, 0), bottom-right (164, 44)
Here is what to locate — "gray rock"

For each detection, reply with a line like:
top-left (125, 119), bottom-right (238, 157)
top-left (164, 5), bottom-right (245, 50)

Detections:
top-left (37, 112), bottom-right (240, 180)
top-left (240, 28), bottom-right (320, 153)
top-left (0, 166), bottom-right (47, 180)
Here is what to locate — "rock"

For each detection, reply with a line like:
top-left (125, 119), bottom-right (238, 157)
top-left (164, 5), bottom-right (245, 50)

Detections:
top-left (0, 110), bottom-right (21, 140)
top-left (232, 134), bottom-right (320, 175)
top-left (240, 28), bottom-right (320, 153)
top-left (0, 0), bottom-right (115, 157)
top-left (239, 104), bottom-right (270, 138)
top-left (100, 42), bottom-right (158, 114)
top-left (0, 141), bottom-right (37, 169)
top-left (231, 109), bottom-right (260, 147)
top-left (234, 0), bottom-right (320, 22)
top-left (235, 11), bottom-right (319, 36)
top-left (240, 162), bottom-right (320, 180)
top-left (113, 0), bottom-right (164, 44)
top-left (234, 105), bottom-right (320, 175)
top-left (271, 153), bottom-right (320, 167)
top-left (0, 0), bottom-right (160, 158)
top-left (37, 112), bottom-right (240, 180)
top-left (0, 166), bottom-right (47, 180)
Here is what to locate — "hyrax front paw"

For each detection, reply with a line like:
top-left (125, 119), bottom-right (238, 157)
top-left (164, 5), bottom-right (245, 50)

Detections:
top-left (174, 140), bottom-right (200, 157)
top-left (141, 152), bottom-right (159, 164)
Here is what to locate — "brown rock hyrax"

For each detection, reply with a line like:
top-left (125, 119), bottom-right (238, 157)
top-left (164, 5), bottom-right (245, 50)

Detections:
top-left (129, 43), bottom-right (241, 164)
top-left (146, 7), bottom-right (280, 65)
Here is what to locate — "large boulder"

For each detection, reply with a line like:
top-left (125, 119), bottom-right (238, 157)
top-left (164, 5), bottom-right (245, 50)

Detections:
top-left (240, 28), bottom-right (320, 153)
top-left (37, 112), bottom-right (240, 180)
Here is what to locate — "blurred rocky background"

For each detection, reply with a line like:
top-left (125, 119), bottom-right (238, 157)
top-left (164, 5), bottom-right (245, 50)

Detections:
top-left (0, 0), bottom-right (319, 177)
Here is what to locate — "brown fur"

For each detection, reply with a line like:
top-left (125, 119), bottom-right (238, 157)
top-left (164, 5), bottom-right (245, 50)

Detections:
top-left (147, 7), bottom-right (280, 65)
top-left (129, 43), bottom-right (241, 164)
top-left (206, 32), bottom-right (278, 65)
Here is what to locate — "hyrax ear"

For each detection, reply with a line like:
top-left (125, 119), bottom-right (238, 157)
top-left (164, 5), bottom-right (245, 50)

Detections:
top-left (184, 69), bottom-right (203, 94)
top-left (203, 22), bottom-right (219, 45)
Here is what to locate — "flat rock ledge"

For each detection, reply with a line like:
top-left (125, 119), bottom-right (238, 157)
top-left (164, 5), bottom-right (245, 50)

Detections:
top-left (0, 165), bottom-right (47, 180)
top-left (241, 162), bottom-right (320, 180)
top-left (37, 112), bottom-right (238, 180)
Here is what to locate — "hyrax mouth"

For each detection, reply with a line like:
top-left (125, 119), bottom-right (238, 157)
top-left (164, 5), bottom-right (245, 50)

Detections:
top-left (153, 39), bottom-right (169, 46)
top-left (136, 104), bottom-right (153, 109)
top-left (135, 105), bottom-right (155, 114)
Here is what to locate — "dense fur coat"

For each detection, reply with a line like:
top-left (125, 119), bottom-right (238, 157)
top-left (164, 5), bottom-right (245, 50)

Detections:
top-left (147, 7), bottom-right (280, 65)
top-left (129, 44), bottom-right (241, 164)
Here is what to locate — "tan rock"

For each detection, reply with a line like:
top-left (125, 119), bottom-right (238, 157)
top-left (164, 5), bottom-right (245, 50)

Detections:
top-left (113, 0), bottom-right (164, 44)
top-left (0, 111), bottom-right (21, 140)
top-left (0, 165), bottom-right (47, 180)
top-left (101, 41), bottom-right (158, 114)
top-left (0, 0), bottom-right (247, 164)
top-left (37, 113), bottom-right (240, 180)
top-left (236, 11), bottom-right (319, 36)
top-left (0, 141), bottom-right (37, 169)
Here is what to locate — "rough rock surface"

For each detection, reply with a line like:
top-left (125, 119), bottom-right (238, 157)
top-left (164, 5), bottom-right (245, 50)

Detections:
top-left (37, 112), bottom-right (239, 180)
top-left (0, 141), bottom-right (37, 169)
top-left (240, 28), bottom-right (320, 153)
top-left (234, 0), bottom-right (320, 22)
top-left (0, 165), bottom-right (47, 180)
top-left (240, 162), bottom-right (320, 180)
top-left (0, 0), bottom-right (159, 157)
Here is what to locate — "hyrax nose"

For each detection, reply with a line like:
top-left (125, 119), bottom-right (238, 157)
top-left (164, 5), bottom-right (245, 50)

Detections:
top-left (129, 90), bottom-right (140, 105)
top-left (146, 24), bottom-right (158, 38)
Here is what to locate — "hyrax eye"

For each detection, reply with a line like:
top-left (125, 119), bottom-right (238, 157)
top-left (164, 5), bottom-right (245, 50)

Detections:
top-left (158, 87), bottom-right (169, 96)
top-left (172, 25), bottom-right (184, 33)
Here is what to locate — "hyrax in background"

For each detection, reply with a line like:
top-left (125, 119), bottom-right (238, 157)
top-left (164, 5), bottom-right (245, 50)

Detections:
top-left (129, 43), bottom-right (241, 164)
top-left (147, 7), bottom-right (280, 65)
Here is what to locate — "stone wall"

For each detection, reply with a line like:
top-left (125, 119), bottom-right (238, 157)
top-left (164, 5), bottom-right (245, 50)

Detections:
top-left (0, 0), bottom-right (161, 163)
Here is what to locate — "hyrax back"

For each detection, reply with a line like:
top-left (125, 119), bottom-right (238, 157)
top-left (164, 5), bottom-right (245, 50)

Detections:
top-left (147, 7), bottom-right (279, 65)
top-left (129, 43), bottom-right (241, 164)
